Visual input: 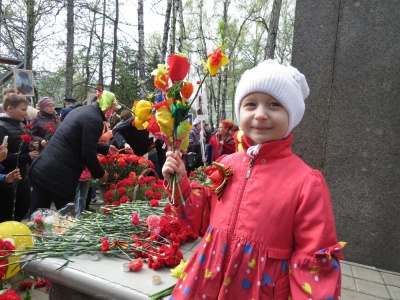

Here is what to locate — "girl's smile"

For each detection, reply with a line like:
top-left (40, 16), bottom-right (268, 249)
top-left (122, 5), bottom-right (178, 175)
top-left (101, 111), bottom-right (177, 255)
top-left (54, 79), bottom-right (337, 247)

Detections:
top-left (239, 92), bottom-right (289, 144)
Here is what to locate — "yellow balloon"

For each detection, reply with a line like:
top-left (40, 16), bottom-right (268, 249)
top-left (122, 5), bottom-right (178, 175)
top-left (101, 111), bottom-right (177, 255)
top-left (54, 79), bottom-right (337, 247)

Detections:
top-left (0, 221), bottom-right (33, 279)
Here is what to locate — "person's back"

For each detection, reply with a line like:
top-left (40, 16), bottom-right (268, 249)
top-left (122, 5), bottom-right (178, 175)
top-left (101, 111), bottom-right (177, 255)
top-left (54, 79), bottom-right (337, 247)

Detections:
top-left (29, 102), bottom-right (111, 213)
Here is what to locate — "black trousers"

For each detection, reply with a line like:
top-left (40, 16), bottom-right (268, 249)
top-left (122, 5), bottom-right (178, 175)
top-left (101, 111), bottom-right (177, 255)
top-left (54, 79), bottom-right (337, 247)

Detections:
top-left (29, 182), bottom-right (72, 217)
top-left (0, 177), bottom-right (30, 222)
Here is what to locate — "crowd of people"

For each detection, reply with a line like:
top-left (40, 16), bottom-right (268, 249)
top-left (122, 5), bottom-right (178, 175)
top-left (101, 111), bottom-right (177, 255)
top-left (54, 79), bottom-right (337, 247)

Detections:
top-left (0, 86), bottom-right (241, 220)
top-left (0, 60), bottom-right (344, 299)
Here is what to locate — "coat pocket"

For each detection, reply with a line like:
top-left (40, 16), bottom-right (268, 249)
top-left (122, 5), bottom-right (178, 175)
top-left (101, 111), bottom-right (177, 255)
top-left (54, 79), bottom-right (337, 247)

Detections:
top-left (273, 274), bottom-right (290, 300)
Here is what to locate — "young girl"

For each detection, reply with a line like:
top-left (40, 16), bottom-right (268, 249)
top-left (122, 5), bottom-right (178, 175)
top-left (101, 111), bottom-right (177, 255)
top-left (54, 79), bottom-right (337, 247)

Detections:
top-left (162, 60), bottom-right (345, 300)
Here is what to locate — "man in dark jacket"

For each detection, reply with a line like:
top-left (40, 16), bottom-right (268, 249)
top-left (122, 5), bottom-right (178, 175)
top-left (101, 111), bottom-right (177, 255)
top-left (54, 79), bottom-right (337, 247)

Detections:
top-left (111, 117), bottom-right (166, 178)
top-left (29, 101), bottom-right (118, 214)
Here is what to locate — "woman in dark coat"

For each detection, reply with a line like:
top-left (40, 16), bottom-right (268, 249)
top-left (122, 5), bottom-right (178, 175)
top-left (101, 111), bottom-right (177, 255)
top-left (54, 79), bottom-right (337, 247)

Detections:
top-left (29, 101), bottom-right (118, 214)
top-left (31, 97), bottom-right (61, 149)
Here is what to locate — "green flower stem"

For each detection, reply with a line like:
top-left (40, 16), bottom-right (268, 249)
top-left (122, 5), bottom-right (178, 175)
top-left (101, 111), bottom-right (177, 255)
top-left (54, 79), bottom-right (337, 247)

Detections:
top-left (187, 72), bottom-right (209, 111)
top-left (149, 284), bottom-right (176, 300)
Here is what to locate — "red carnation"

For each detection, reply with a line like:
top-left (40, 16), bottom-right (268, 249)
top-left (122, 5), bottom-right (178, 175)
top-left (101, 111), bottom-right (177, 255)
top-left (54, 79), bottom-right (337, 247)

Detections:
top-left (0, 290), bottom-right (21, 300)
top-left (101, 238), bottom-right (109, 252)
top-left (19, 281), bottom-right (33, 291)
top-left (20, 134), bottom-right (31, 143)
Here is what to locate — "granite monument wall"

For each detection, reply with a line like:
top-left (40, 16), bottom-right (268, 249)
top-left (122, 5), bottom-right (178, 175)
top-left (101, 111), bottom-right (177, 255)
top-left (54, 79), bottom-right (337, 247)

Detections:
top-left (291, 1), bottom-right (400, 272)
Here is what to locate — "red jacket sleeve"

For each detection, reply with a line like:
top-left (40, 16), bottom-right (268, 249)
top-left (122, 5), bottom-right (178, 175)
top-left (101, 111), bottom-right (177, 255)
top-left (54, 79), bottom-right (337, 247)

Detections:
top-left (289, 170), bottom-right (345, 299)
top-left (165, 176), bottom-right (213, 237)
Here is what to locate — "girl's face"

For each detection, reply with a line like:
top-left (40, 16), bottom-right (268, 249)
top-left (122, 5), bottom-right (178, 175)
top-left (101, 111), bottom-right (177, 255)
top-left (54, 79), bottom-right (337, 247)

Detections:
top-left (239, 92), bottom-right (289, 144)
top-left (43, 103), bottom-right (55, 114)
top-left (6, 103), bottom-right (29, 122)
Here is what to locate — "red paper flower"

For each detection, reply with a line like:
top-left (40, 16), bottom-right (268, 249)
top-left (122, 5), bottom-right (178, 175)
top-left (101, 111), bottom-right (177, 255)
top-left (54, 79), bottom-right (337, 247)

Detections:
top-left (203, 165), bottom-right (224, 191)
top-left (129, 258), bottom-right (144, 272)
top-left (167, 53), bottom-right (190, 83)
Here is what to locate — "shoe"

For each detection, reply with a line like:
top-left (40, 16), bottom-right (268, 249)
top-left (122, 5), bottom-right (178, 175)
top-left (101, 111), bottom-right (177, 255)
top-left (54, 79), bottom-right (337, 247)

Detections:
top-left (91, 197), bottom-right (104, 205)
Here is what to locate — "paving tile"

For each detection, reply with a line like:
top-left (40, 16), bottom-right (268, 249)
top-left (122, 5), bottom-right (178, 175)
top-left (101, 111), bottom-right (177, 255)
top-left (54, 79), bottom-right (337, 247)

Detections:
top-left (341, 261), bottom-right (353, 276)
top-left (352, 264), bottom-right (384, 283)
top-left (382, 272), bottom-right (400, 288)
top-left (342, 288), bottom-right (388, 300)
top-left (342, 274), bottom-right (357, 291)
top-left (387, 285), bottom-right (400, 300)
top-left (355, 278), bottom-right (391, 299)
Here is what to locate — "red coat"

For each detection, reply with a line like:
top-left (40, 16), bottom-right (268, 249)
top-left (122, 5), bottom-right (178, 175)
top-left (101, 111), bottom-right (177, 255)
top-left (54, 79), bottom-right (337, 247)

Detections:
top-left (168, 134), bottom-right (344, 300)
top-left (209, 132), bottom-right (235, 161)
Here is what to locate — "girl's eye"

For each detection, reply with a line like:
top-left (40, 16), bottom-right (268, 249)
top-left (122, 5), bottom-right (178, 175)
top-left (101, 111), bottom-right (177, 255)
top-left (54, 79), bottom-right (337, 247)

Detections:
top-left (270, 102), bottom-right (282, 107)
top-left (243, 102), bottom-right (255, 107)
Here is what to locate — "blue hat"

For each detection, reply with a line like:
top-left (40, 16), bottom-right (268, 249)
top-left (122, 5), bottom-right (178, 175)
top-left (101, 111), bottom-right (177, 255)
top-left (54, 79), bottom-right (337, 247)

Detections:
top-left (64, 98), bottom-right (77, 103)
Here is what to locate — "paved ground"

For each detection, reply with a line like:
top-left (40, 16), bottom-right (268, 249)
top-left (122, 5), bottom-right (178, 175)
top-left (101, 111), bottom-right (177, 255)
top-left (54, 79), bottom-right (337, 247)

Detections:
top-left (8, 260), bottom-right (399, 299)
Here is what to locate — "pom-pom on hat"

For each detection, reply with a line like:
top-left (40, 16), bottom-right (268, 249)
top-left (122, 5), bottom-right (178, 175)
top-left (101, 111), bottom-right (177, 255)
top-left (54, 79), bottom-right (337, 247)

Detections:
top-left (38, 97), bottom-right (55, 111)
top-left (234, 59), bottom-right (310, 138)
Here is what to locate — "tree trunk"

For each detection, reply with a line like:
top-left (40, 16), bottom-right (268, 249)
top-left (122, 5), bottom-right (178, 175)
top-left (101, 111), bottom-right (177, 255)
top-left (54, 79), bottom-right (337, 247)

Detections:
top-left (25, 0), bottom-right (35, 71)
top-left (137, 0), bottom-right (145, 98)
top-left (65, 0), bottom-right (74, 99)
top-left (177, 0), bottom-right (185, 53)
top-left (85, 10), bottom-right (96, 96)
top-left (169, 0), bottom-right (177, 55)
top-left (110, 0), bottom-right (119, 92)
top-left (265, 0), bottom-right (282, 60)
top-left (161, 0), bottom-right (172, 62)
top-left (98, 0), bottom-right (106, 87)
top-left (220, 0), bottom-right (230, 121)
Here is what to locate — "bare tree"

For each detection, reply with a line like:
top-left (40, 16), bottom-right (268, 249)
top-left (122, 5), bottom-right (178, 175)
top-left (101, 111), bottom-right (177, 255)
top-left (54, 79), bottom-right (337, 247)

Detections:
top-left (110, 0), bottom-right (119, 92)
top-left (137, 0), bottom-right (145, 98)
top-left (161, 0), bottom-right (172, 62)
top-left (65, 0), bottom-right (74, 98)
top-left (265, 0), bottom-right (282, 59)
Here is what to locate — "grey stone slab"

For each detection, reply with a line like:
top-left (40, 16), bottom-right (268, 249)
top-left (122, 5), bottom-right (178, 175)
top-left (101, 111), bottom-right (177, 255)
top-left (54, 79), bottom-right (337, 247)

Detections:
top-left (382, 272), bottom-right (400, 288)
top-left (355, 278), bottom-right (391, 299)
top-left (342, 274), bottom-right (356, 291)
top-left (292, 0), bottom-right (400, 273)
top-left (342, 289), bottom-right (387, 300)
top-left (341, 261), bottom-right (353, 277)
top-left (388, 285), bottom-right (400, 300)
top-left (352, 265), bottom-right (384, 283)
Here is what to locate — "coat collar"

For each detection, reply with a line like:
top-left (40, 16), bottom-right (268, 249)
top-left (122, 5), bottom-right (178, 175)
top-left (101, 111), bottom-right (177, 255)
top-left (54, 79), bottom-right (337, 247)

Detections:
top-left (242, 134), bottom-right (294, 159)
top-left (91, 102), bottom-right (107, 121)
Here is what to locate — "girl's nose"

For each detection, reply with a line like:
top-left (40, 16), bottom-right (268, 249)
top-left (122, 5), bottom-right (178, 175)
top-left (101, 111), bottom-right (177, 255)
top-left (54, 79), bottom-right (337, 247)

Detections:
top-left (254, 107), bottom-right (268, 120)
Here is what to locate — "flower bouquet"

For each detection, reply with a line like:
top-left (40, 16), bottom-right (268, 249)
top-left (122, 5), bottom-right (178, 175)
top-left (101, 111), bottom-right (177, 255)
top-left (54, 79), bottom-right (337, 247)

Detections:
top-left (96, 153), bottom-right (155, 185)
top-left (103, 169), bottom-right (167, 207)
top-left (132, 21), bottom-right (230, 205)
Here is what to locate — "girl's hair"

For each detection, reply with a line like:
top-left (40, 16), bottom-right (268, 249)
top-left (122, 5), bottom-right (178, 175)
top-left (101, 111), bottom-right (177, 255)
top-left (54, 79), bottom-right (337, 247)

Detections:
top-left (220, 119), bottom-right (234, 131)
top-left (120, 109), bottom-right (133, 121)
top-left (2, 93), bottom-right (30, 110)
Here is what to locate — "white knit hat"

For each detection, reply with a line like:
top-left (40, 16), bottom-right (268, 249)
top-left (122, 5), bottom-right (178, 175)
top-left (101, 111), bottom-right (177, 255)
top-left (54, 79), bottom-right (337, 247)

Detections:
top-left (234, 59), bottom-right (310, 138)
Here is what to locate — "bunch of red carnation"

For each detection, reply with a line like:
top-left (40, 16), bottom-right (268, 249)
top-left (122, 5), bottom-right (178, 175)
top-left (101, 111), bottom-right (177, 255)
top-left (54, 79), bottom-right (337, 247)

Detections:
top-left (0, 238), bottom-right (15, 279)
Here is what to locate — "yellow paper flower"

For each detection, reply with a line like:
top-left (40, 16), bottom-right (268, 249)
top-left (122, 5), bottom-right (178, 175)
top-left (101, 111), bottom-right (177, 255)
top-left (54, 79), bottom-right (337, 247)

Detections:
top-left (206, 48), bottom-right (230, 76)
top-left (156, 105), bottom-right (174, 138)
top-left (170, 259), bottom-right (188, 278)
top-left (134, 100), bottom-right (153, 130)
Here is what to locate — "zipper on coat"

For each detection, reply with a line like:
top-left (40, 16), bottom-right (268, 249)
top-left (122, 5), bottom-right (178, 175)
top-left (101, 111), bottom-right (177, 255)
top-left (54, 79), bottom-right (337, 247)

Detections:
top-left (245, 158), bottom-right (255, 179)
top-left (222, 156), bottom-right (254, 274)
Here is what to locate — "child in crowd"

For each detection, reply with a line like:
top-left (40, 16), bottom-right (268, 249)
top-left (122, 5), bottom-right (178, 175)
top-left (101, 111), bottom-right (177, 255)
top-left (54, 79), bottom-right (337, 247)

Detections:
top-left (0, 145), bottom-right (21, 188)
top-left (0, 94), bottom-right (39, 221)
top-left (162, 60), bottom-right (345, 299)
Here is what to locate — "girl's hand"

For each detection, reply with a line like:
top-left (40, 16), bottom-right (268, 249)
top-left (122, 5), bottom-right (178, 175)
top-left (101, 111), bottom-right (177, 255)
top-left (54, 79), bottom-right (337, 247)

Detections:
top-left (162, 151), bottom-right (186, 182)
top-left (29, 141), bottom-right (39, 151)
